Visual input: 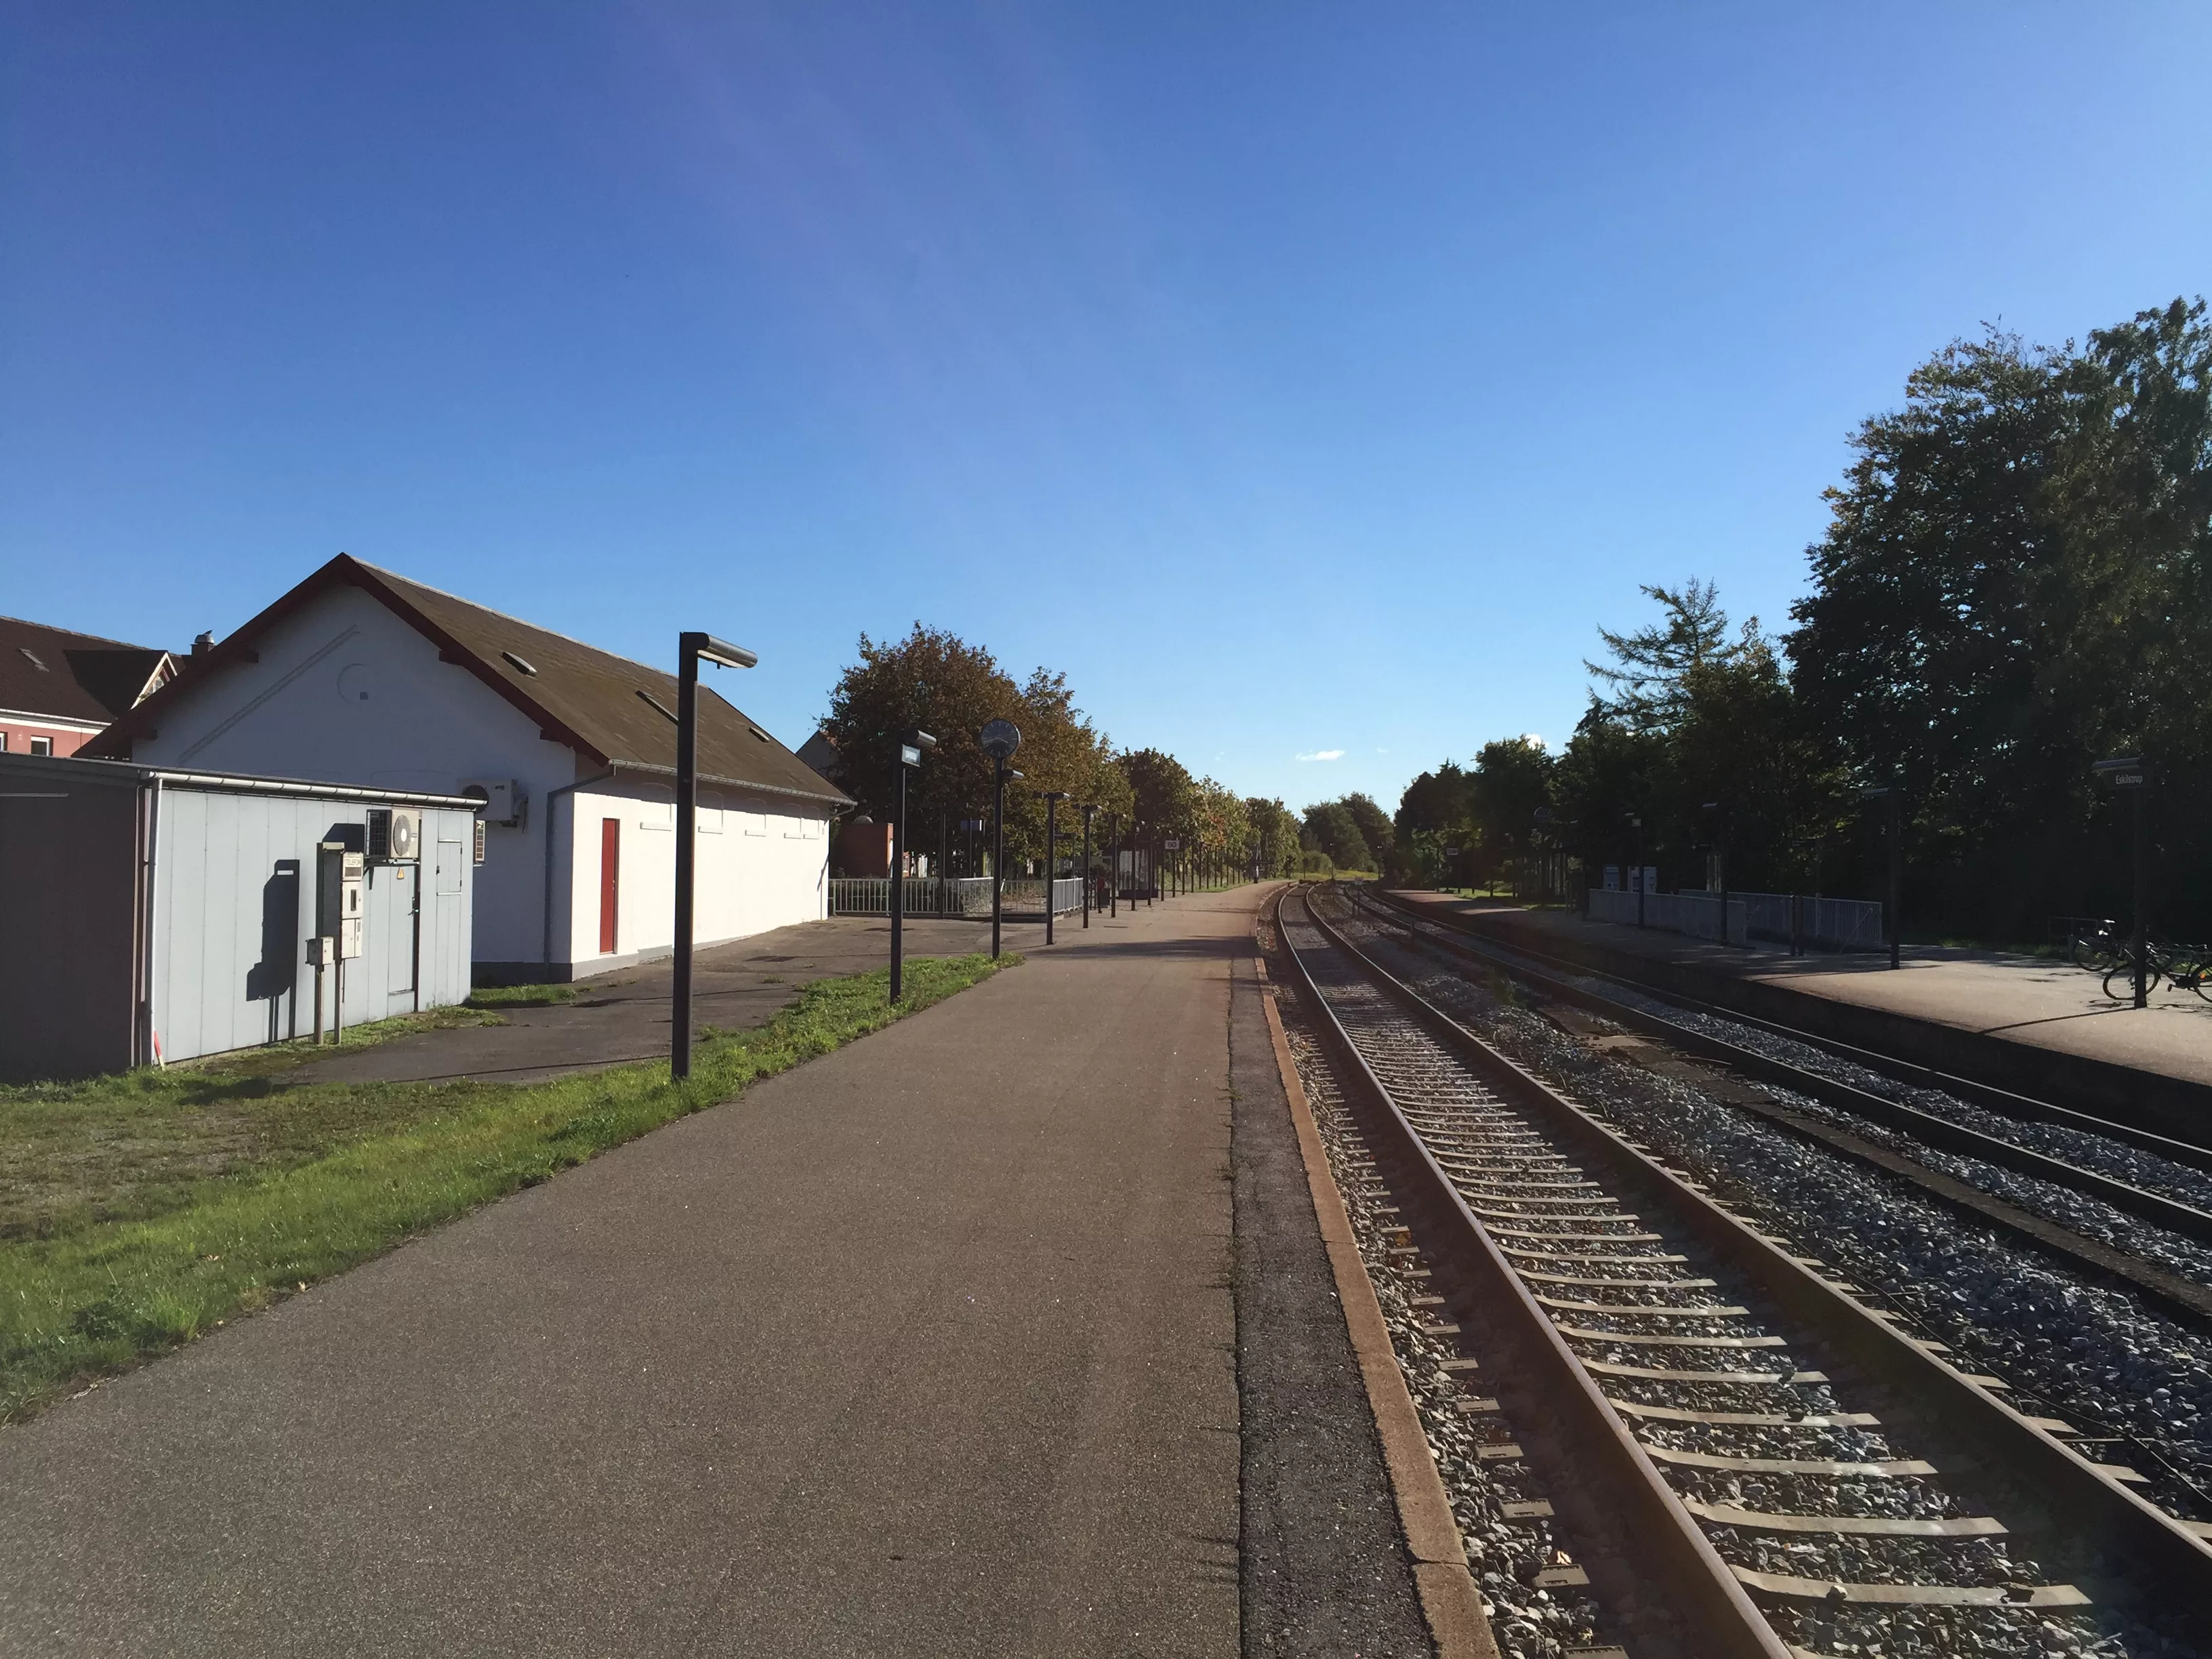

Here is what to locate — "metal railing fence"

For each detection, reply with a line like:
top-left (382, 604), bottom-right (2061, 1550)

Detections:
top-left (1587, 886), bottom-right (1884, 951)
top-left (827, 874), bottom-right (1083, 919)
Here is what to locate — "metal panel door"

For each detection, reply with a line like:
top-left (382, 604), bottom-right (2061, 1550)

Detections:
top-left (434, 840), bottom-right (465, 1004)
top-left (598, 817), bottom-right (619, 954)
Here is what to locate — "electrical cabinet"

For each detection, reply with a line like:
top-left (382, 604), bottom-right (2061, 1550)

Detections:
top-left (316, 842), bottom-right (366, 960)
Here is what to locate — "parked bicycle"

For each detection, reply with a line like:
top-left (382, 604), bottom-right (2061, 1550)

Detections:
top-left (2099, 937), bottom-right (2212, 1002)
top-left (2068, 918), bottom-right (2126, 973)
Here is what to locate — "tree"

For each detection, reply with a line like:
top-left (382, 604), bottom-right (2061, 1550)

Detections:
top-left (1245, 797), bottom-right (1302, 878)
top-left (1587, 579), bottom-right (1750, 731)
top-left (821, 624), bottom-right (1128, 874)
top-left (1301, 800), bottom-right (1374, 873)
top-left (1339, 793), bottom-right (1395, 867)
top-left (1468, 737), bottom-right (1554, 893)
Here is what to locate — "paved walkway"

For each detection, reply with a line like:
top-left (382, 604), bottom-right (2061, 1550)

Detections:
top-left (1395, 891), bottom-right (2212, 1090)
top-left (308, 914), bottom-right (1052, 1086)
top-left (0, 886), bottom-right (1427, 1657)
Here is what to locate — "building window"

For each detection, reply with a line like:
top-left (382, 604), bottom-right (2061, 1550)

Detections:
top-left (28, 737), bottom-right (52, 756)
top-left (0, 732), bottom-right (8, 751)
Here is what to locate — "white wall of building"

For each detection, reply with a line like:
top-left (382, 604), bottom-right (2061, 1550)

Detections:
top-left (555, 777), bottom-right (827, 974)
top-left (125, 584), bottom-right (834, 979)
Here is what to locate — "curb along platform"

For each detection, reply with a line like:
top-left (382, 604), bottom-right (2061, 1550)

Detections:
top-left (0, 885), bottom-right (1442, 1658)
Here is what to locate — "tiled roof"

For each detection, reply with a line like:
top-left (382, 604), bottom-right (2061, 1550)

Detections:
top-left (0, 614), bottom-right (173, 726)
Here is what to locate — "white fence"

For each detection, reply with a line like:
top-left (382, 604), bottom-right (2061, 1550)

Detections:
top-left (1588, 886), bottom-right (1885, 951)
top-left (1589, 886), bottom-right (1748, 945)
top-left (827, 875), bottom-right (1082, 919)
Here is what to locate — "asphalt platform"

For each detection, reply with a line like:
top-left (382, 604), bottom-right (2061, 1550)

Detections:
top-left (1394, 890), bottom-right (2212, 1091)
top-left (0, 885), bottom-right (1430, 1657)
top-left (304, 914), bottom-right (1052, 1086)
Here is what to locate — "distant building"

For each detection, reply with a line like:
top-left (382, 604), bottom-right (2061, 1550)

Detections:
top-left (0, 614), bottom-right (177, 757)
top-left (86, 555), bottom-right (851, 982)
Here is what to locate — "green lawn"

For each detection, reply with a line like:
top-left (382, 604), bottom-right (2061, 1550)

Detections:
top-left (0, 953), bottom-right (1008, 1424)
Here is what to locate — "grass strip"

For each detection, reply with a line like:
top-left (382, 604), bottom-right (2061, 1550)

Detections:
top-left (0, 952), bottom-right (1008, 1424)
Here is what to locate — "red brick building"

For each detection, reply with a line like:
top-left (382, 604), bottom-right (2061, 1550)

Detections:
top-left (0, 615), bottom-right (178, 758)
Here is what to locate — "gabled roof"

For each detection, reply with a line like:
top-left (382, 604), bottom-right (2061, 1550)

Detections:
top-left (83, 555), bottom-right (851, 807)
top-left (0, 615), bottom-right (176, 726)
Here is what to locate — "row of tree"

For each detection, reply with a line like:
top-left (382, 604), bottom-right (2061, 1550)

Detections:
top-left (819, 623), bottom-right (1305, 879)
top-left (1395, 295), bottom-right (2212, 943)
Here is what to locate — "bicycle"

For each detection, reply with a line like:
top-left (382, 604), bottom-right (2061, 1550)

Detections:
top-left (2070, 918), bottom-right (2126, 973)
top-left (2102, 939), bottom-right (2212, 1002)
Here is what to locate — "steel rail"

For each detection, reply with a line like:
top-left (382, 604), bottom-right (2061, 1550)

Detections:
top-left (1366, 886), bottom-right (2212, 1176)
top-left (1288, 888), bottom-right (2212, 1643)
top-left (1349, 888), bottom-right (2212, 1249)
top-left (1271, 889), bottom-right (1789, 1659)
top-left (1342, 886), bottom-right (2212, 1326)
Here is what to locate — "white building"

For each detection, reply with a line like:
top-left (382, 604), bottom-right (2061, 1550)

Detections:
top-left (88, 555), bottom-right (851, 982)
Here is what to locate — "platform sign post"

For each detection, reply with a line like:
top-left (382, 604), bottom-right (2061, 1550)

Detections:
top-left (890, 730), bottom-right (937, 1003)
top-left (1629, 815), bottom-right (1645, 929)
top-left (2095, 758), bottom-right (2152, 1008)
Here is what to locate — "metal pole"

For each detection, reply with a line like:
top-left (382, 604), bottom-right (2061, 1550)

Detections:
top-left (1082, 806), bottom-right (1094, 928)
top-left (991, 760), bottom-right (1006, 960)
top-left (1887, 790), bottom-right (1902, 972)
top-left (1111, 817), bottom-right (1120, 918)
top-left (2133, 785), bottom-right (2148, 1009)
top-left (890, 756), bottom-right (907, 1002)
top-left (673, 636), bottom-right (699, 1078)
top-left (1634, 818), bottom-right (1645, 928)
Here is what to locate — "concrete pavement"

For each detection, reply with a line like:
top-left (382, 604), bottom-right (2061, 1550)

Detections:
top-left (0, 885), bottom-right (1429, 1658)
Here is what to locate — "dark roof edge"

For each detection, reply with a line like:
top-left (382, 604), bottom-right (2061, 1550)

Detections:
top-left (0, 750), bottom-right (478, 808)
top-left (606, 759), bottom-right (853, 809)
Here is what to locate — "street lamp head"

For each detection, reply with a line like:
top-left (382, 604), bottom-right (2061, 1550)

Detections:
top-left (680, 632), bottom-right (758, 671)
top-left (905, 729), bottom-right (937, 752)
top-left (1037, 789), bottom-right (1069, 802)
top-left (1008, 769), bottom-right (1025, 781)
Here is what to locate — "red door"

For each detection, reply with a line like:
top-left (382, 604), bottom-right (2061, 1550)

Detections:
top-left (599, 817), bottom-right (620, 954)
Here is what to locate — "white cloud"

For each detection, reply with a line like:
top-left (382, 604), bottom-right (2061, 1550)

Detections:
top-left (1296, 748), bottom-right (1345, 762)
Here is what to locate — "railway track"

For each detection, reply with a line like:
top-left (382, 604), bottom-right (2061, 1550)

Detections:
top-left (1341, 884), bottom-right (2212, 1329)
top-left (1272, 886), bottom-right (2212, 1658)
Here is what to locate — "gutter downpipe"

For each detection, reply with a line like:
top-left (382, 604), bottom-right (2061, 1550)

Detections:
top-left (136, 775), bottom-right (163, 1068)
top-left (544, 767), bottom-right (617, 973)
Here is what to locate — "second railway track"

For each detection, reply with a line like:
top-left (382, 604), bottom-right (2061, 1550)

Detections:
top-left (1273, 885), bottom-right (2212, 1659)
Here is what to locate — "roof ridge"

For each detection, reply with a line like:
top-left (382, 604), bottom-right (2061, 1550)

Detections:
top-left (349, 558), bottom-right (676, 684)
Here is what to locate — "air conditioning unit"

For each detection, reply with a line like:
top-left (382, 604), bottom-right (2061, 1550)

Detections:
top-left (460, 778), bottom-right (525, 828)
top-left (367, 806), bottom-right (422, 863)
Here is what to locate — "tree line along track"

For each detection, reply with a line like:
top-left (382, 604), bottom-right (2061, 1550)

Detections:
top-left (1271, 885), bottom-right (2212, 1659)
top-left (1340, 884), bottom-right (2212, 1330)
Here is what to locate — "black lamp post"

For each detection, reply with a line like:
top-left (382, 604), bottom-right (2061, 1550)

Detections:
top-left (1859, 783), bottom-right (1902, 970)
top-left (2095, 757), bottom-right (2152, 1008)
top-left (1036, 790), bottom-right (1067, 944)
top-left (672, 630), bottom-right (758, 1081)
top-left (980, 719), bottom-right (1022, 959)
top-left (1080, 803), bottom-right (1098, 928)
top-left (889, 729), bottom-right (936, 1002)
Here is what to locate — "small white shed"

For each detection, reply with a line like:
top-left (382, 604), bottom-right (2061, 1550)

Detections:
top-left (87, 556), bottom-right (851, 983)
top-left (0, 752), bottom-right (476, 1081)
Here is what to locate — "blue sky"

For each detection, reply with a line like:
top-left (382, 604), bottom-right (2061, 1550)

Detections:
top-left (5, 4), bottom-right (2207, 812)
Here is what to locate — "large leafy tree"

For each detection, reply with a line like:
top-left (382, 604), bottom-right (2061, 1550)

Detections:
top-left (1300, 800), bottom-right (1374, 872)
top-left (821, 624), bottom-right (1128, 872)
